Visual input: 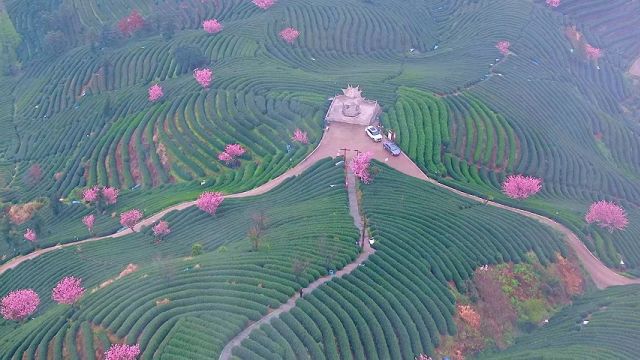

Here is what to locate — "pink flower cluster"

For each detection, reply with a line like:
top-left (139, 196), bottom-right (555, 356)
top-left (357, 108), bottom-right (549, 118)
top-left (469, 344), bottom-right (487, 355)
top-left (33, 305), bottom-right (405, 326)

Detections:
top-left (152, 220), bottom-right (171, 240)
top-left (291, 129), bottom-right (308, 144)
top-left (193, 68), bottom-right (213, 88)
top-left (148, 84), bottom-right (164, 102)
top-left (349, 151), bottom-right (373, 184)
top-left (280, 27), bottom-right (300, 44)
top-left (584, 44), bottom-right (602, 60)
top-left (501, 175), bottom-right (542, 199)
top-left (197, 191), bottom-right (224, 215)
top-left (82, 186), bottom-right (119, 205)
top-left (218, 144), bottom-right (245, 165)
top-left (24, 228), bottom-right (37, 243)
top-left (105, 344), bottom-right (141, 360)
top-left (83, 214), bottom-right (95, 233)
top-left (585, 200), bottom-right (628, 232)
top-left (51, 276), bottom-right (85, 305)
top-left (1, 289), bottom-right (40, 321)
top-left (203, 19), bottom-right (223, 34)
top-left (120, 209), bottom-right (143, 230)
top-left (252, 0), bottom-right (276, 10)
top-left (546, 0), bottom-right (560, 7)
top-left (496, 40), bottom-right (511, 56)
top-left (118, 10), bottom-right (144, 36)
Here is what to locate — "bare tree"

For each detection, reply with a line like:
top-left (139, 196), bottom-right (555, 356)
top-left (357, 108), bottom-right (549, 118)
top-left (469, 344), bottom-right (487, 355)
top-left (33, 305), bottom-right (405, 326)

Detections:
top-left (248, 211), bottom-right (268, 251)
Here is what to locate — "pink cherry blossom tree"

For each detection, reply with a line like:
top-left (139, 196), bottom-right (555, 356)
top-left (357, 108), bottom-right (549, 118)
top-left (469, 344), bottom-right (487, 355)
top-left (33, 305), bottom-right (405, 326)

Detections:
top-left (1, 289), bottom-right (40, 321)
top-left (546, 0), bottom-right (560, 7)
top-left (82, 214), bottom-right (95, 234)
top-left (225, 144), bottom-right (245, 157)
top-left (105, 344), bottom-right (141, 360)
top-left (102, 187), bottom-right (119, 205)
top-left (252, 0), bottom-right (276, 10)
top-left (148, 84), bottom-right (164, 102)
top-left (291, 129), bottom-right (308, 144)
top-left (496, 40), bottom-right (511, 56)
top-left (193, 68), bottom-right (213, 88)
top-left (24, 228), bottom-right (37, 243)
top-left (585, 200), bottom-right (628, 232)
top-left (118, 10), bottom-right (144, 37)
top-left (584, 44), bottom-right (602, 60)
top-left (349, 151), bottom-right (373, 184)
top-left (501, 175), bottom-right (542, 199)
top-left (120, 209), bottom-right (143, 230)
top-left (152, 221), bottom-right (171, 242)
top-left (83, 186), bottom-right (100, 203)
top-left (197, 191), bottom-right (224, 215)
top-left (279, 27), bottom-right (300, 44)
top-left (203, 19), bottom-right (223, 34)
top-left (51, 276), bottom-right (85, 305)
top-left (218, 144), bottom-right (245, 166)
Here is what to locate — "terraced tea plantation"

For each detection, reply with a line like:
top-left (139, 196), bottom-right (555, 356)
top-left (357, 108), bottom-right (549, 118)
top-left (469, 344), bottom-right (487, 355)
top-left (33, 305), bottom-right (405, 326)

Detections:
top-left (232, 166), bottom-right (567, 359)
top-left (0, 160), bottom-right (359, 359)
top-left (481, 285), bottom-right (640, 360)
top-left (1, 0), bottom-right (640, 358)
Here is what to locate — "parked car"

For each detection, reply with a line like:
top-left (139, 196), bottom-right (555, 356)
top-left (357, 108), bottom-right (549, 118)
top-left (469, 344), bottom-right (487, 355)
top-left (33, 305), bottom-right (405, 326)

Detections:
top-left (365, 126), bottom-right (383, 142)
top-left (383, 141), bottom-right (401, 156)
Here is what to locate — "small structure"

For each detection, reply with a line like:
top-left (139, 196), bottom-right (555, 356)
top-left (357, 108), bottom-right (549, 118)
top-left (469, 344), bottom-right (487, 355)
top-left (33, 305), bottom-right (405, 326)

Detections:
top-left (325, 85), bottom-right (381, 126)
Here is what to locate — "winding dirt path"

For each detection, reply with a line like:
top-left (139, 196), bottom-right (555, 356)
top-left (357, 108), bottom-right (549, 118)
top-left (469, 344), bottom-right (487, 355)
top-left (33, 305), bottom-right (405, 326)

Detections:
top-left (218, 170), bottom-right (374, 360)
top-left (2, 122), bottom-right (637, 290)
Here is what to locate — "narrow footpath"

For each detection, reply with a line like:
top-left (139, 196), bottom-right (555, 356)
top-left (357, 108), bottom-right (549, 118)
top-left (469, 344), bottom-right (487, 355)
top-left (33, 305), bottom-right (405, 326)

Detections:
top-left (218, 170), bottom-right (374, 360)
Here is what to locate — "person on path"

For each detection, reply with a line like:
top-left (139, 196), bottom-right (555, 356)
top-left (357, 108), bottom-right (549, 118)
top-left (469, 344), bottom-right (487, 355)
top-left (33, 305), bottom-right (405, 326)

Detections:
top-left (299, 288), bottom-right (303, 298)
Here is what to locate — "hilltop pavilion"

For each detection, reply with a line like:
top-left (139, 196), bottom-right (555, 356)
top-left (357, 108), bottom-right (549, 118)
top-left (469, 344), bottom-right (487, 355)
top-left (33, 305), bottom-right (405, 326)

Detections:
top-left (325, 85), bottom-right (381, 126)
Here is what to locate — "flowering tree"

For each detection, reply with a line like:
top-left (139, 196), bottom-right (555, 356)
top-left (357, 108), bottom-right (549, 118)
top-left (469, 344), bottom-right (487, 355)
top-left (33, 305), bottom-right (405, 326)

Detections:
top-left (102, 187), bottom-right (119, 205)
top-left (83, 186), bottom-right (119, 207)
top-left (196, 191), bottom-right (224, 215)
top-left (349, 151), bottom-right (373, 184)
top-left (584, 44), bottom-right (602, 60)
top-left (152, 221), bottom-right (171, 242)
top-left (120, 209), bottom-right (143, 230)
top-left (501, 175), bottom-right (542, 199)
top-left (546, 0), bottom-right (560, 7)
top-left (252, 0), bottom-right (276, 10)
top-left (148, 84), bottom-right (164, 102)
top-left (291, 129), bottom-right (308, 144)
top-left (218, 144), bottom-right (245, 166)
top-left (105, 344), bottom-right (141, 360)
top-left (225, 144), bottom-right (245, 157)
top-left (83, 186), bottom-right (100, 203)
top-left (203, 19), bottom-right (223, 34)
top-left (1, 289), bottom-right (40, 321)
top-left (193, 68), bottom-right (213, 88)
top-left (24, 228), bottom-right (37, 243)
top-left (279, 27), bottom-right (300, 44)
top-left (51, 276), bottom-right (85, 305)
top-left (118, 10), bottom-right (144, 36)
top-left (496, 40), bottom-right (511, 56)
top-left (82, 214), bottom-right (95, 234)
top-left (585, 200), bottom-right (628, 232)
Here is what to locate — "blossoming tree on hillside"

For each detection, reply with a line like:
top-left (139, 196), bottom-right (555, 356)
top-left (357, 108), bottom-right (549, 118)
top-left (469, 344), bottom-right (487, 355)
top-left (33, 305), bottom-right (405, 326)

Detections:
top-left (252, 0), bottom-right (276, 10)
top-left (82, 214), bottom-right (95, 234)
top-left (197, 192), bottom-right (224, 215)
top-left (496, 40), bottom-right (511, 56)
top-left (585, 201), bottom-right (628, 232)
top-left (501, 175), bottom-right (542, 199)
top-left (1, 289), bottom-right (40, 321)
top-left (23, 228), bottom-right (37, 243)
top-left (51, 276), bottom-right (85, 305)
top-left (584, 44), bottom-right (602, 60)
top-left (193, 68), bottom-right (214, 88)
top-left (105, 344), bottom-right (141, 360)
top-left (152, 221), bottom-right (171, 242)
top-left (546, 0), bottom-right (560, 7)
top-left (349, 151), bottom-right (374, 184)
top-left (118, 10), bottom-right (144, 36)
top-left (280, 27), bottom-right (300, 44)
top-left (291, 128), bottom-right (308, 144)
top-left (203, 19), bottom-right (223, 34)
top-left (148, 84), bottom-right (164, 102)
top-left (120, 209), bottom-right (143, 230)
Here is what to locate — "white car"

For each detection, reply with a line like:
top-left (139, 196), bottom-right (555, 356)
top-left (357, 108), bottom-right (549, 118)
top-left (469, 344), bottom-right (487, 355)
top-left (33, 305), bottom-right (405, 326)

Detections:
top-left (365, 126), bottom-right (383, 142)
